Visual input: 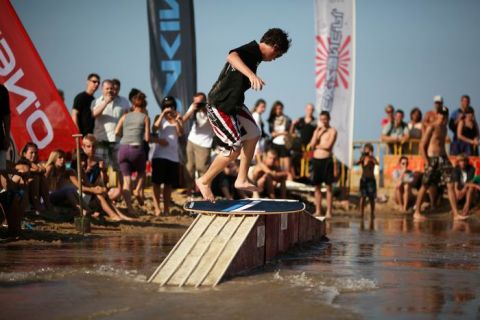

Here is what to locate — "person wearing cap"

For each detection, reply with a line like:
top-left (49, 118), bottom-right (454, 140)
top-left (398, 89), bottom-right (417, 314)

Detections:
top-left (414, 106), bottom-right (463, 220)
top-left (151, 96), bottom-right (184, 215)
top-left (196, 28), bottom-right (291, 202)
top-left (449, 95), bottom-right (475, 155)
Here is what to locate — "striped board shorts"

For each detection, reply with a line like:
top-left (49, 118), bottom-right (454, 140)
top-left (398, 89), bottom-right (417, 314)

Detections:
top-left (206, 104), bottom-right (261, 156)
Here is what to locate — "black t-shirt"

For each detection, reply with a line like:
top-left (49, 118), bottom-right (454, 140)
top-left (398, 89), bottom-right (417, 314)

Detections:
top-left (0, 84), bottom-right (11, 150)
top-left (208, 41), bottom-right (262, 115)
top-left (296, 117), bottom-right (316, 146)
top-left (73, 91), bottom-right (95, 135)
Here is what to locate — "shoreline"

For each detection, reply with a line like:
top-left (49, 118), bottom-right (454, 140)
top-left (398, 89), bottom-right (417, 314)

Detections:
top-left (2, 188), bottom-right (478, 245)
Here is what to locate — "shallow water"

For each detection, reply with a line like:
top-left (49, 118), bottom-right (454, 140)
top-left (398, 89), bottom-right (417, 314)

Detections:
top-left (1, 217), bottom-right (480, 319)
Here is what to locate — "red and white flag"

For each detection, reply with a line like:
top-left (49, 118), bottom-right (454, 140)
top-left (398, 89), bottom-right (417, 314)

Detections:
top-left (0, 0), bottom-right (78, 160)
top-left (315, 0), bottom-right (356, 167)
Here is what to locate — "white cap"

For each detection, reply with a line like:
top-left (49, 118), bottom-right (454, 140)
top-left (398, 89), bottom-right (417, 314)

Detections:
top-left (433, 95), bottom-right (443, 103)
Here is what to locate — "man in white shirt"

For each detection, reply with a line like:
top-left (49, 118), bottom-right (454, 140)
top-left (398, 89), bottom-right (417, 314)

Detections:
top-left (92, 79), bottom-right (129, 171)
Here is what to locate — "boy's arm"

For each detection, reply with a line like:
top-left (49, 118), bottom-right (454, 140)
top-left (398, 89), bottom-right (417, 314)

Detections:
top-left (227, 52), bottom-right (264, 91)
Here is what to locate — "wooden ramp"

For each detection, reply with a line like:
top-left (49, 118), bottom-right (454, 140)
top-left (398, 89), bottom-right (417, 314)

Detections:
top-left (148, 214), bottom-right (260, 287)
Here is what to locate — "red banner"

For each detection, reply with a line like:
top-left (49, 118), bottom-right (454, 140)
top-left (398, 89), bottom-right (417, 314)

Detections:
top-left (0, 0), bottom-right (78, 160)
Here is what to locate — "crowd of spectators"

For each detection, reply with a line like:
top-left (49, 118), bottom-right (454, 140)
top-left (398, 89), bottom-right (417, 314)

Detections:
top-left (1, 72), bottom-right (478, 237)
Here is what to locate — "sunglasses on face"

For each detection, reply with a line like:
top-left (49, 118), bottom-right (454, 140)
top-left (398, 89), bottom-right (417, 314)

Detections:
top-left (89, 79), bottom-right (100, 84)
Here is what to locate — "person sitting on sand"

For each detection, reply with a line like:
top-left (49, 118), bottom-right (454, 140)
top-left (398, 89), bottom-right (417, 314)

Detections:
top-left (249, 148), bottom-right (288, 199)
top-left (78, 135), bottom-right (134, 221)
top-left (392, 156), bottom-right (414, 212)
top-left (0, 159), bottom-right (32, 238)
top-left (19, 142), bottom-right (51, 213)
top-left (452, 154), bottom-right (475, 205)
top-left (196, 28), bottom-right (291, 202)
top-left (413, 106), bottom-right (463, 220)
top-left (356, 143), bottom-right (378, 219)
top-left (45, 149), bottom-right (105, 217)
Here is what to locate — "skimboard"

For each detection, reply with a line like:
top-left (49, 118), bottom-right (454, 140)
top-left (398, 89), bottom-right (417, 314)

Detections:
top-left (184, 199), bottom-right (305, 215)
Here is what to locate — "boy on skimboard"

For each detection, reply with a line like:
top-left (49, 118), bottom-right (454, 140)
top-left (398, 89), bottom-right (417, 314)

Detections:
top-left (196, 28), bottom-right (291, 202)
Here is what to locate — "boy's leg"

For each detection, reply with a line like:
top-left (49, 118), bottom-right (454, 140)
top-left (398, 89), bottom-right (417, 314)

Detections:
top-left (369, 196), bottom-right (375, 218)
top-left (234, 106), bottom-right (261, 192)
top-left (314, 185), bottom-right (322, 216)
top-left (235, 137), bottom-right (260, 192)
top-left (325, 184), bottom-right (333, 218)
top-left (197, 151), bottom-right (239, 202)
top-left (413, 184), bottom-right (428, 220)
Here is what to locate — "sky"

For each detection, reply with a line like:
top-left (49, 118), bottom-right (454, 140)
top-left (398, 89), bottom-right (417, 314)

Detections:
top-left (9, 0), bottom-right (480, 141)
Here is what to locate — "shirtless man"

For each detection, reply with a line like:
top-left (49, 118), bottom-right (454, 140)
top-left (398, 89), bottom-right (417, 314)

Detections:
top-left (413, 106), bottom-right (462, 220)
top-left (250, 149), bottom-right (288, 199)
top-left (309, 111), bottom-right (337, 218)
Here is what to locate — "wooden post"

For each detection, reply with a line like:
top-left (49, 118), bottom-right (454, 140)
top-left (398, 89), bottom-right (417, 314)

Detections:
top-left (72, 134), bottom-right (89, 234)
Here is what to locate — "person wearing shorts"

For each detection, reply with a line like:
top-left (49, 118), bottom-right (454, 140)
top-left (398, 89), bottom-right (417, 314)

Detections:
top-left (115, 91), bottom-right (150, 214)
top-left (151, 96), bottom-right (184, 216)
top-left (195, 28), bottom-right (291, 202)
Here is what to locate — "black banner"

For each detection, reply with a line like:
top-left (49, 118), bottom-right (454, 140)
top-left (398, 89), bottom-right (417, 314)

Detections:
top-left (147, 0), bottom-right (196, 114)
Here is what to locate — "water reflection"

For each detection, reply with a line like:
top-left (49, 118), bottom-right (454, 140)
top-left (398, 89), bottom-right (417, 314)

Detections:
top-left (0, 217), bottom-right (479, 319)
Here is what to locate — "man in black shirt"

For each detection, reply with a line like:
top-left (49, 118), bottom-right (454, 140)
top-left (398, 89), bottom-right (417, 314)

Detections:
top-left (71, 73), bottom-right (100, 135)
top-left (196, 28), bottom-right (291, 201)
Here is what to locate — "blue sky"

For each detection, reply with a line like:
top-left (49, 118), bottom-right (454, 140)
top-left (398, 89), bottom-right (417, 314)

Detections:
top-left (10, 0), bottom-right (480, 141)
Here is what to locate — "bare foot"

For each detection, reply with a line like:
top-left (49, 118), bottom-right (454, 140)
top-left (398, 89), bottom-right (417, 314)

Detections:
top-left (196, 178), bottom-right (215, 202)
top-left (325, 212), bottom-right (333, 219)
top-left (453, 212), bottom-right (470, 221)
top-left (154, 209), bottom-right (162, 217)
top-left (413, 212), bottom-right (427, 221)
top-left (234, 180), bottom-right (260, 193)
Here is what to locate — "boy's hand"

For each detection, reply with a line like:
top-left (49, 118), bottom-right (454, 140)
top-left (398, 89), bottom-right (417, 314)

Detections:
top-left (249, 74), bottom-right (265, 91)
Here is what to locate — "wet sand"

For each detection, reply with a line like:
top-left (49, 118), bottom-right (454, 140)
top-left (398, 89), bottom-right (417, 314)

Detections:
top-left (1, 190), bottom-right (480, 319)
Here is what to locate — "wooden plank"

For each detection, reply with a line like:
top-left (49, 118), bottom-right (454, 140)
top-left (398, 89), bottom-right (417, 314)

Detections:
top-left (167, 215), bottom-right (228, 286)
top-left (149, 214), bottom-right (214, 284)
top-left (185, 216), bottom-right (244, 287)
top-left (202, 215), bottom-right (260, 286)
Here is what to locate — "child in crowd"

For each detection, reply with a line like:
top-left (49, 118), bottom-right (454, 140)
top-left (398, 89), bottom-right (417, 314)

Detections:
top-left (151, 96), bottom-right (184, 216)
top-left (392, 156), bottom-right (414, 212)
top-left (357, 143), bottom-right (378, 218)
top-left (20, 143), bottom-right (50, 213)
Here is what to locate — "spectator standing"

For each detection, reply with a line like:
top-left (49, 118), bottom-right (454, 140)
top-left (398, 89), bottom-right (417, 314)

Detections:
top-left (356, 143), bottom-right (378, 219)
top-left (151, 96), bottom-right (184, 215)
top-left (0, 82), bottom-right (11, 189)
top-left (92, 79), bottom-right (129, 181)
top-left (392, 156), bottom-right (414, 212)
top-left (268, 100), bottom-right (293, 179)
top-left (381, 109), bottom-right (409, 154)
top-left (407, 107), bottom-right (422, 154)
top-left (115, 91), bottom-right (150, 214)
top-left (182, 92), bottom-right (213, 196)
top-left (291, 103), bottom-right (316, 149)
top-left (251, 99), bottom-right (268, 162)
top-left (413, 107), bottom-right (462, 220)
top-left (381, 104), bottom-right (394, 127)
top-left (71, 73), bottom-right (100, 136)
top-left (449, 95), bottom-right (472, 155)
top-left (309, 111), bottom-right (337, 218)
top-left (111, 78), bottom-right (131, 110)
top-left (455, 107), bottom-right (479, 156)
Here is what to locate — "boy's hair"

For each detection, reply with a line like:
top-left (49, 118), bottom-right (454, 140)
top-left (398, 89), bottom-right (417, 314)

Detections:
top-left (399, 156), bottom-right (408, 163)
top-left (128, 88), bottom-right (141, 102)
top-left (87, 73), bottom-right (100, 81)
top-left (20, 142), bottom-right (38, 157)
top-left (112, 78), bottom-right (121, 87)
top-left (364, 143), bottom-right (374, 152)
top-left (320, 110), bottom-right (330, 119)
top-left (266, 148), bottom-right (278, 157)
top-left (83, 134), bottom-right (96, 144)
top-left (260, 28), bottom-right (291, 54)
